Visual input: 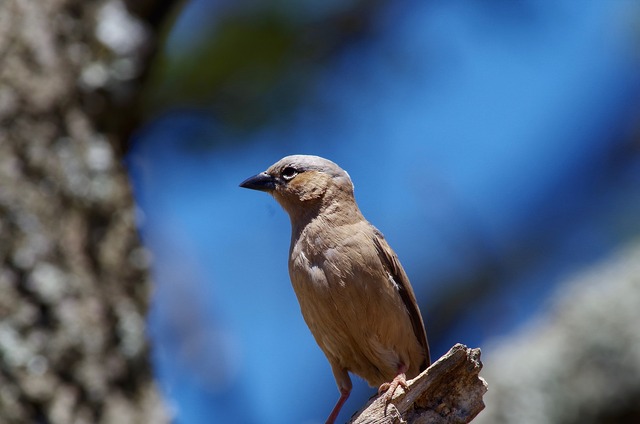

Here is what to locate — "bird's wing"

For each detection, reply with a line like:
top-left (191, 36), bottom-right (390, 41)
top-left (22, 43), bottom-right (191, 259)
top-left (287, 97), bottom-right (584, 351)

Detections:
top-left (372, 229), bottom-right (431, 369)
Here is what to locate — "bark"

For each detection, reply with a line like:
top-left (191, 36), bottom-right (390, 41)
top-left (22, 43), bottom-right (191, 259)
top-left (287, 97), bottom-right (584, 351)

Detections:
top-left (0, 0), bottom-right (175, 422)
top-left (349, 344), bottom-right (487, 424)
top-left (474, 241), bottom-right (640, 424)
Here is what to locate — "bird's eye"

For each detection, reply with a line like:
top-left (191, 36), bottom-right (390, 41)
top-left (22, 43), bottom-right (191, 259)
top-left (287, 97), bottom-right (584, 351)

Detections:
top-left (281, 166), bottom-right (298, 180)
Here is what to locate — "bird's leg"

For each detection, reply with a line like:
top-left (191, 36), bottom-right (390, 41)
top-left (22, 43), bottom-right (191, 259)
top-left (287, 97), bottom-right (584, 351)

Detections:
top-left (378, 362), bottom-right (409, 403)
top-left (326, 366), bottom-right (352, 424)
top-left (325, 386), bottom-right (351, 424)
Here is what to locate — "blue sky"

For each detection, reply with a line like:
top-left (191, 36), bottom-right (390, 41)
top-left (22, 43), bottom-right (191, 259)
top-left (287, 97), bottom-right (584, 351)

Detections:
top-left (129, 1), bottom-right (640, 422)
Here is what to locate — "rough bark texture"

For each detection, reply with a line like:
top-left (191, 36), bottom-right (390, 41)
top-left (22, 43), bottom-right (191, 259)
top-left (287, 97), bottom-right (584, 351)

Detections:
top-left (0, 0), bottom-right (174, 422)
top-left (349, 344), bottom-right (487, 424)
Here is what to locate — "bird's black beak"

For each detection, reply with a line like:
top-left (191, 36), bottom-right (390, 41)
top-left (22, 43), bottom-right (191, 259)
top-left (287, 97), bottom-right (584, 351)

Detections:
top-left (239, 172), bottom-right (276, 192)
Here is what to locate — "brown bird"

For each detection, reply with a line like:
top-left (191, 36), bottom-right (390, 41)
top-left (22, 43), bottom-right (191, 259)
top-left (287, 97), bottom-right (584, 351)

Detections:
top-left (240, 155), bottom-right (430, 423)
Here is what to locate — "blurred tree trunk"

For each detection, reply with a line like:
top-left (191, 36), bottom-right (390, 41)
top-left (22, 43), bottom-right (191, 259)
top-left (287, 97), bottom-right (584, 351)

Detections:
top-left (0, 0), bottom-right (175, 422)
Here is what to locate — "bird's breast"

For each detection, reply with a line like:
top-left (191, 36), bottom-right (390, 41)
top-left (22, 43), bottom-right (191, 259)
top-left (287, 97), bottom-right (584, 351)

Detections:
top-left (287, 229), bottom-right (421, 385)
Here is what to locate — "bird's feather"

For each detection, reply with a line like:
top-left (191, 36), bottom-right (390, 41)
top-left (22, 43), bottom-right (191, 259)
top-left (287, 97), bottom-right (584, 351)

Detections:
top-left (372, 230), bottom-right (431, 370)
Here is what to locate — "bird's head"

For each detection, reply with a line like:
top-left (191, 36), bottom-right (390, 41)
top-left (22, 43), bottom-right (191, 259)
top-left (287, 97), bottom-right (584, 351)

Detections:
top-left (240, 155), bottom-right (355, 218)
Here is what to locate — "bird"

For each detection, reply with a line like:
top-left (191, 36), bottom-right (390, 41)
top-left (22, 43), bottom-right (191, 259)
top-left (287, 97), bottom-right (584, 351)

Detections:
top-left (240, 155), bottom-right (430, 423)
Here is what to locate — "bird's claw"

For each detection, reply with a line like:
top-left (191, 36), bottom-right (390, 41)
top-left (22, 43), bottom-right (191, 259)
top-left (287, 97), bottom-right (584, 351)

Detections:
top-left (378, 373), bottom-right (409, 402)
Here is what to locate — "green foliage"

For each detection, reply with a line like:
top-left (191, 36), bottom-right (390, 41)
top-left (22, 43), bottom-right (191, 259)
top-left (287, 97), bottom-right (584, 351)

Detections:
top-left (142, 1), bottom-right (378, 131)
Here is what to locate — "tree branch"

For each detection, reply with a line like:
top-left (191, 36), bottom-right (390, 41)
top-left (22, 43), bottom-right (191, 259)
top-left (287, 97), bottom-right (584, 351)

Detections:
top-left (348, 344), bottom-right (487, 424)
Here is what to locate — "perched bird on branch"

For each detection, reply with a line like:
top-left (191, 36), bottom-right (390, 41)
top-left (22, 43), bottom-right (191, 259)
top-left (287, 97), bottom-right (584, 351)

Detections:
top-left (240, 155), bottom-right (430, 423)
